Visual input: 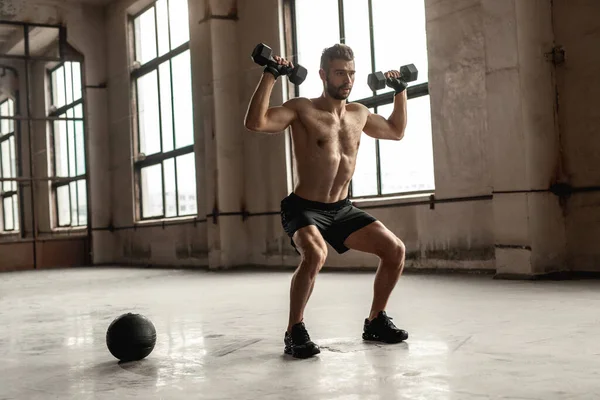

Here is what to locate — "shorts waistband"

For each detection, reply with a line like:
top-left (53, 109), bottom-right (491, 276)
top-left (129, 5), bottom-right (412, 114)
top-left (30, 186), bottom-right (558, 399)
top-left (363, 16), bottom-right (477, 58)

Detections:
top-left (288, 192), bottom-right (350, 211)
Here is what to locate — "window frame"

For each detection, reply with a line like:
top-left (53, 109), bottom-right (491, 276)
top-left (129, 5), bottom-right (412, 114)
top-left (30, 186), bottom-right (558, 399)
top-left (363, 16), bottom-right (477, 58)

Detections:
top-left (283, 0), bottom-right (432, 199)
top-left (130, 0), bottom-right (196, 221)
top-left (0, 97), bottom-right (19, 233)
top-left (48, 61), bottom-right (88, 229)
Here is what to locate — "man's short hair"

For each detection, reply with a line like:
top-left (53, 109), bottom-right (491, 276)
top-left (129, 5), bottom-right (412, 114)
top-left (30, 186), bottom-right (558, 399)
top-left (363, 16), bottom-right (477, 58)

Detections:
top-left (320, 44), bottom-right (354, 71)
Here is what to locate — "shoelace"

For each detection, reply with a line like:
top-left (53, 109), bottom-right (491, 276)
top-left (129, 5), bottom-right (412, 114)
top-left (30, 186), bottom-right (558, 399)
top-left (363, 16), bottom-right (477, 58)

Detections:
top-left (381, 315), bottom-right (398, 330)
top-left (294, 325), bottom-right (311, 342)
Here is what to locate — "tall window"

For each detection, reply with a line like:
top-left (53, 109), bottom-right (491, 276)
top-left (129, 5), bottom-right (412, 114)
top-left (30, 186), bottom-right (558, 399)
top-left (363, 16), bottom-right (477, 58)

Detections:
top-left (49, 61), bottom-right (87, 228)
top-left (131, 0), bottom-right (197, 220)
top-left (0, 98), bottom-right (18, 232)
top-left (288, 0), bottom-right (435, 198)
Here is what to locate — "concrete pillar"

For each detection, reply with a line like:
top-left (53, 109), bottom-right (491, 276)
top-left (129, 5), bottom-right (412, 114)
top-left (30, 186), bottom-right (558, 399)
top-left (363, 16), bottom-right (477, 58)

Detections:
top-left (191, 0), bottom-right (248, 268)
top-left (483, 0), bottom-right (567, 277)
top-left (552, 0), bottom-right (600, 272)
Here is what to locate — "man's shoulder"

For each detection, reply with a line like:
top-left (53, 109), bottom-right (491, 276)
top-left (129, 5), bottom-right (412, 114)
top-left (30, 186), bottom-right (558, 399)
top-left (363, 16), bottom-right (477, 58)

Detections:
top-left (347, 102), bottom-right (370, 118)
top-left (347, 102), bottom-right (368, 112)
top-left (283, 97), bottom-right (315, 111)
top-left (283, 97), bottom-right (313, 106)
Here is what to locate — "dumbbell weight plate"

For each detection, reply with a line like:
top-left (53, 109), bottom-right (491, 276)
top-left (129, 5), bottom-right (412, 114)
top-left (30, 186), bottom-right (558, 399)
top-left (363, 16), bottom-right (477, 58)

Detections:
top-left (400, 64), bottom-right (418, 82)
top-left (367, 71), bottom-right (386, 91)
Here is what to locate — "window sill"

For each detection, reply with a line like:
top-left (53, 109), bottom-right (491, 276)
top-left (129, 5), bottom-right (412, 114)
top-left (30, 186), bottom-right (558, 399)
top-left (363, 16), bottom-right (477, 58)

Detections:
top-left (351, 192), bottom-right (434, 208)
top-left (0, 231), bottom-right (20, 238)
top-left (135, 215), bottom-right (199, 228)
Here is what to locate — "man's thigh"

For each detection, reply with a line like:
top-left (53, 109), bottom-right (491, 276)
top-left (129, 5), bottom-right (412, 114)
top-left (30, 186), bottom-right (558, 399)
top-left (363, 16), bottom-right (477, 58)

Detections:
top-left (292, 225), bottom-right (328, 257)
top-left (324, 205), bottom-right (378, 254)
top-left (281, 199), bottom-right (332, 254)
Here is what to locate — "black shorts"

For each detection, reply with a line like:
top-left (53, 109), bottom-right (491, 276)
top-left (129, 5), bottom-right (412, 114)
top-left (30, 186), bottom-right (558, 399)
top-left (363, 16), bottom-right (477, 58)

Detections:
top-left (280, 192), bottom-right (377, 254)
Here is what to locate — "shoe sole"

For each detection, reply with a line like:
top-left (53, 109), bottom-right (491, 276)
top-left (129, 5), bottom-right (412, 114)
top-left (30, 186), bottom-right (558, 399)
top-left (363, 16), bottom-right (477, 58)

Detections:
top-left (284, 347), bottom-right (321, 359)
top-left (362, 332), bottom-right (408, 343)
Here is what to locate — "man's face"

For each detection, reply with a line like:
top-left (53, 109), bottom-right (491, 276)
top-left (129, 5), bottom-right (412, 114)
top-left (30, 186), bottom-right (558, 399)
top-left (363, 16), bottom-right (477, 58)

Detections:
top-left (321, 59), bottom-right (356, 100)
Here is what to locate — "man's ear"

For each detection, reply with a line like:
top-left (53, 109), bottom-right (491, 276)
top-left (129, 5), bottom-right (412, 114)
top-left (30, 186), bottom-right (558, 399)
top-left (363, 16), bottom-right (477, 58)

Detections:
top-left (319, 68), bottom-right (326, 81)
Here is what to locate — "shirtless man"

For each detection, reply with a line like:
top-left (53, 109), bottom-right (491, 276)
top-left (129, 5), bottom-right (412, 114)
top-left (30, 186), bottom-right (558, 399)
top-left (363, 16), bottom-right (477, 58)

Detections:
top-left (244, 44), bottom-right (409, 359)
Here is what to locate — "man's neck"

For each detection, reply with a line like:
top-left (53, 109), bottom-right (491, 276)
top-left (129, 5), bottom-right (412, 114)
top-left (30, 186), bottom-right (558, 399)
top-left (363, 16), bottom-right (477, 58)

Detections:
top-left (318, 93), bottom-right (346, 116)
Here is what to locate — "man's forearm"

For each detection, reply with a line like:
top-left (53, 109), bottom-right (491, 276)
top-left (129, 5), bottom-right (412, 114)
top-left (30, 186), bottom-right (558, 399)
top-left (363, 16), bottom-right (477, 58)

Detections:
top-left (245, 73), bottom-right (276, 128)
top-left (389, 91), bottom-right (408, 137)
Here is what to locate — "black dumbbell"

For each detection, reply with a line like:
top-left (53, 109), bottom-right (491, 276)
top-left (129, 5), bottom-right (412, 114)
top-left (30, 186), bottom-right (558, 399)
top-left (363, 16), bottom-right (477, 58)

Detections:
top-left (251, 43), bottom-right (307, 85)
top-left (367, 64), bottom-right (419, 91)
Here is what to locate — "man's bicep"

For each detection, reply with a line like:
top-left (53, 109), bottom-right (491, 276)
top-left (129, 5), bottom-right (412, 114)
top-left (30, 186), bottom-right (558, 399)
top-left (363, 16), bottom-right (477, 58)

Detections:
top-left (363, 111), bottom-right (392, 139)
top-left (261, 103), bottom-right (297, 133)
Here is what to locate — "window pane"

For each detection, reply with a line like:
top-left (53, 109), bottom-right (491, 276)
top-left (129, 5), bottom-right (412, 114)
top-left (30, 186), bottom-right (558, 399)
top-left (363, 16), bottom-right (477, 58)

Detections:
top-left (176, 152), bottom-right (196, 216)
top-left (168, 0), bottom-right (190, 49)
top-left (134, 7), bottom-right (158, 64)
top-left (296, 0), bottom-right (340, 98)
top-left (77, 179), bottom-right (87, 226)
top-left (156, 0), bottom-right (170, 56)
top-left (71, 62), bottom-right (82, 102)
top-left (378, 96), bottom-right (435, 194)
top-left (0, 101), bottom-right (8, 134)
top-left (52, 66), bottom-right (66, 108)
top-left (171, 50), bottom-right (193, 148)
top-left (70, 181), bottom-right (78, 225)
top-left (9, 136), bottom-right (16, 192)
top-left (372, 0), bottom-right (428, 93)
top-left (75, 121), bottom-right (85, 175)
top-left (159, 61), bottom-right (174, 152)
top-left (141, 164), bottom-right (163, 218)
top-left (65, 62), bottom-right (74, 105)
top-left (74, 104), bottom-right (83, 119)
top-left (1, 140), bottom-right (10, 192)
top-left (7, 99), bottom-right (14, 133)
top-left (343, 0), bottom-right (373, 101)
top-left (163, 158), bottom-right (176, 217)
top-left (3, 196), bottom-right (13, 231)
top-left (353, 132), bottom-right (378, 197)
top-left (54, 120), bottom-right (69, 177)
top-left (137, 71), bottom-right (161, 155)
top-left (68, 119), bottom-right (76, 177)
top-left (57, 185), bottom-right (71, 226)
top-left (12, 193), bottom-right (18, 231)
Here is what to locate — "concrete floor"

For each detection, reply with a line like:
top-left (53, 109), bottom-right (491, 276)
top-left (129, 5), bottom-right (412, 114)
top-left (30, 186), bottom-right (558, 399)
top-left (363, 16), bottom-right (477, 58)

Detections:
top-left (1, 268), bottom-right (600, 399)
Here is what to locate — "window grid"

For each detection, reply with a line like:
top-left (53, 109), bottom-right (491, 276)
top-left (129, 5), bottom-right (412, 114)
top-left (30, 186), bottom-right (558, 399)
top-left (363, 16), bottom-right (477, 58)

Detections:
top-left (0, 98), bottom-right (18, 232)
top-left (285, 0), bottom-right (432, 199)
top-left (131, 0), bottom-right (196, 221)
top-left (49, 62), bottom-right (87, 228)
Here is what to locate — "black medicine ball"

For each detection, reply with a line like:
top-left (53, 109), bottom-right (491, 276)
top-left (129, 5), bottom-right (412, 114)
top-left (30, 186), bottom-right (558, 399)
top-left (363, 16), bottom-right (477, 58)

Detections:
top-left (106, 313), bottom-right (156, 362)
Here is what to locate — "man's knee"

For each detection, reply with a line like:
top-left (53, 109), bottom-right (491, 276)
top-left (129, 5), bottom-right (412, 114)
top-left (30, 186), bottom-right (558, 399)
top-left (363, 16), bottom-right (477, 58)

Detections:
top-left (300, 245), bottom-right (328, 275)
top-left (382, 237), bottom-right (405, 265)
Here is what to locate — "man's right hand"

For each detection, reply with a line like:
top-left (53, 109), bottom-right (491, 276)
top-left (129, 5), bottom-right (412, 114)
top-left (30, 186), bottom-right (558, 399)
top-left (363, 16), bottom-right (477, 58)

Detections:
top-left (264, 56), bottom-right (295, 80)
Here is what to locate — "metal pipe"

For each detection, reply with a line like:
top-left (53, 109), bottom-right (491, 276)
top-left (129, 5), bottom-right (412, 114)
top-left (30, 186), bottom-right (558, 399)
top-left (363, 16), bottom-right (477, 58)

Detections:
top-left (23, 24), bottom-right (38, 269)
top-left (80, 61), bottom-right (94, 265)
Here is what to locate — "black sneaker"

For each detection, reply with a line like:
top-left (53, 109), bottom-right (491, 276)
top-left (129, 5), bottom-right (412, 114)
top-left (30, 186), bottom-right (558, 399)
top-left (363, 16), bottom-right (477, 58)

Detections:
top-left (362, 311), bottom-right (409, 343)
top-left (284, 322), bottom-right (321, 359)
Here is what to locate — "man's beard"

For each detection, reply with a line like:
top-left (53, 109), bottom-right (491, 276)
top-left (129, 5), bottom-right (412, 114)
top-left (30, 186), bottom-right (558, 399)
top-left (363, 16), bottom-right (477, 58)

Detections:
top-left (326, 79), bottom-right (351, 100)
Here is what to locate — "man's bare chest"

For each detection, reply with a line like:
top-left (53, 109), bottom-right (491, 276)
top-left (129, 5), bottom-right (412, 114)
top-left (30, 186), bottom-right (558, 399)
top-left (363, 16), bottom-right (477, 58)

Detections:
top-left (298, 111), bottom-right (363, 149)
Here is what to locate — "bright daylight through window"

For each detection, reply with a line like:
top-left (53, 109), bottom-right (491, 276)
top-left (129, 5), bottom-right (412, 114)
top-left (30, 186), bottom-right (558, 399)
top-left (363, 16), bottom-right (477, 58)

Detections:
top-left (132, 0), bottom-right (197, 220)
top-left (49, 62), bottom-right (87, 228)
top-left (291, 0), bottom-right (435, 198)
top-left (0, 98), bottom-right (18, 232)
